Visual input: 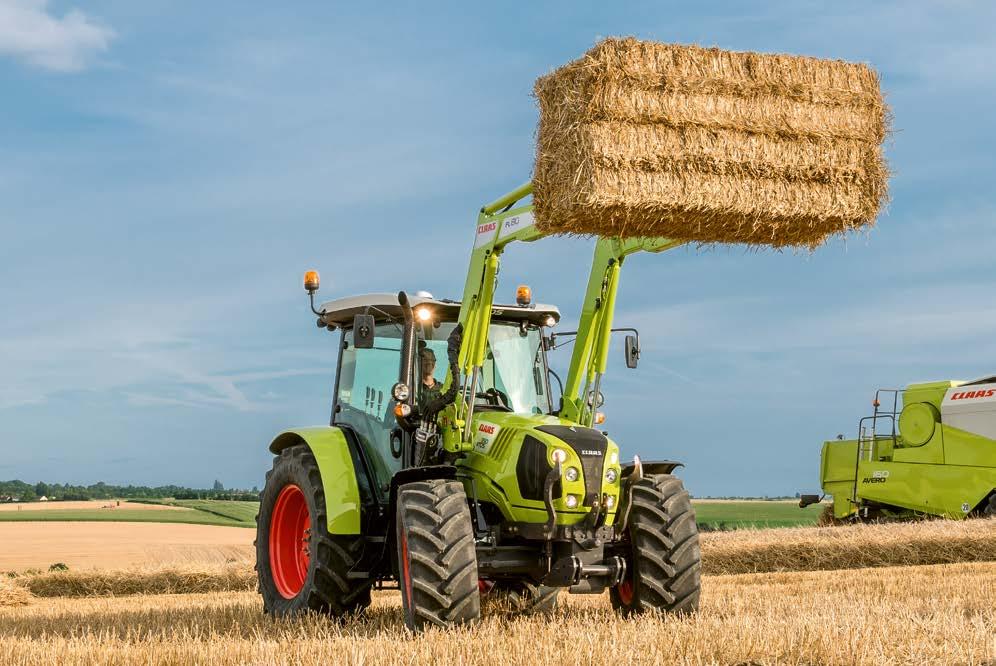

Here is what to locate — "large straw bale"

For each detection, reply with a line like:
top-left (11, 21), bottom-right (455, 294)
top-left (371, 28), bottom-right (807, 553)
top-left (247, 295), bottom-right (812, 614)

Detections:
top-left (534, 38), bottom-right (890, 248)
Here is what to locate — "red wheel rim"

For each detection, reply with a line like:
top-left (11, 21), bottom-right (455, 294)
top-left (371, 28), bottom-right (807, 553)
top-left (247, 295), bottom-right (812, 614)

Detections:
top-left (617, 577), bottom-right (634, 605)
top-left (269, 484), bottom-right (311, 599)
top-left (400, 527), bottom-right (413, 603)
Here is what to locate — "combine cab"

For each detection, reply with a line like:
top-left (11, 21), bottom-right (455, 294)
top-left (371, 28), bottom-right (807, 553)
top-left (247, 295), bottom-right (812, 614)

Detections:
top-left (809, 377), bottom-right (996, 521)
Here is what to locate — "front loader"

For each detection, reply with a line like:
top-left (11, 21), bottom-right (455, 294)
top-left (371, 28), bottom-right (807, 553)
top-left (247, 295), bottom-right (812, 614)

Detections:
top-left (255, 183), bottom-right (701, 629)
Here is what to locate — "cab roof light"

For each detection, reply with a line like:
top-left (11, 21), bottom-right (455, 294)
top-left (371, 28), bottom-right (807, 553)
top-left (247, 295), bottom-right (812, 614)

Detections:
top-left (303, 270), bottom-right (320, 294)
top-left (516, 285), bottom-right (532, 307)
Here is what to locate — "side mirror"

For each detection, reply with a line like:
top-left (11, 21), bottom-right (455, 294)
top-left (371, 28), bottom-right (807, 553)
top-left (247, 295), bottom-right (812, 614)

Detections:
top-left (624, 334), bottom-right (640, 369)
top-left (353, 314), bottom-right (376, 349)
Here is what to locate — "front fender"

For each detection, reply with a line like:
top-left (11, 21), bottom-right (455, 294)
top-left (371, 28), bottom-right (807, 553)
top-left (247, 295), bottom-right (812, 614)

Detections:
top-left (269, 427), bottom-right (361, 535)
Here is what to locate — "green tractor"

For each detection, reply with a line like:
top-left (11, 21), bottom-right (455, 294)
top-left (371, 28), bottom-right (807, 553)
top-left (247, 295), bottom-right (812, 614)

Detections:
top-left (255, 183), bottom-right (701, 629)
top-left (801, 378), bottom-right (996, 521)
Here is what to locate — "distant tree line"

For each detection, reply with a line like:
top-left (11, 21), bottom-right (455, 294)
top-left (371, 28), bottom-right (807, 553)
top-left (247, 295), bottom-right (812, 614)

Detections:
top-left (0, 479), bottom-right (259, 502)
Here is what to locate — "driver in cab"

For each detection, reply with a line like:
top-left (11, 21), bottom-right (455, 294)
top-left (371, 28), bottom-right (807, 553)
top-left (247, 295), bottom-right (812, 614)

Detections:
top-left (417, 347), bottom-right (444, 411)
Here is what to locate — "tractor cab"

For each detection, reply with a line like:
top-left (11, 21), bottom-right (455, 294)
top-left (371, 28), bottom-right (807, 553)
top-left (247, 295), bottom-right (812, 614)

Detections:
top-left (314, 292), bottom-right (561, 494)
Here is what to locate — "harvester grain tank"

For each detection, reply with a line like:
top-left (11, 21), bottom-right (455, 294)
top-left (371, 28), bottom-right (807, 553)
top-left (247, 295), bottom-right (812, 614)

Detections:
top-left (803, 378), bottom-right (996, 520)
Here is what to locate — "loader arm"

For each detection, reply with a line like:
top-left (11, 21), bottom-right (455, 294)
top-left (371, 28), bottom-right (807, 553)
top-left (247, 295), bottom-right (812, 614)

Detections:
top-left (443, 181), bottom-right (683, 450)
top-left (559, 236), bottom-right (683, 426)
top-left (441, 182), bottom-right (545, 452)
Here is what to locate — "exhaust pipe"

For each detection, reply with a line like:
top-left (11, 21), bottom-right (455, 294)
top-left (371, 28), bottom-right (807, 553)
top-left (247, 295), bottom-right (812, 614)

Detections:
top-left (397, 291), bottom-right (415, 390)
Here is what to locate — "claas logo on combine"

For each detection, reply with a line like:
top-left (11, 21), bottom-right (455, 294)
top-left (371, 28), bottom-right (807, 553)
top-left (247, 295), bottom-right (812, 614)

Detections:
top-left (950, 389), bottom-right (996, 400)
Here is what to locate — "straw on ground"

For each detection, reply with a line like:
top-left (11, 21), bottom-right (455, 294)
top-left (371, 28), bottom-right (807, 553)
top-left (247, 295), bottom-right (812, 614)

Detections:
top-left (14, 518), bottom-right (994, 598)
top-left (0, 562), bottom-right (992, 665)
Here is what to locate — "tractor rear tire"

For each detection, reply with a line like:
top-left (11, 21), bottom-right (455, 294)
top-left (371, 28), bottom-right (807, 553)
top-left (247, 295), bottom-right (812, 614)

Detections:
top-left (610, 473), bottom-right (701, 616)
top-left (256, 444), bottom-right (371, 617)
top-left (395, 479), bottom-right (480, 631)
top-left (489, 581), bottom-right (559, 615)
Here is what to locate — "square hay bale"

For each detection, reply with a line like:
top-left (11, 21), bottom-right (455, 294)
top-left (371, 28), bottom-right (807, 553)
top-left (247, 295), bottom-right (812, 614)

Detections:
top-left (533, 38), bottom-right (889, 248)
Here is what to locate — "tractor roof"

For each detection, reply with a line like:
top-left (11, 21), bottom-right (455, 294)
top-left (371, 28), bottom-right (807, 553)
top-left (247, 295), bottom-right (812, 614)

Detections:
top-left (317, 292), bottom-right (560, 328)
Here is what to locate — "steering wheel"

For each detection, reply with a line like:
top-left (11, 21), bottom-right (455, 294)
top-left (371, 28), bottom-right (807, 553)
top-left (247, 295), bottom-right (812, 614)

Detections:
top-left (476, 388), bottom-right (510, 409)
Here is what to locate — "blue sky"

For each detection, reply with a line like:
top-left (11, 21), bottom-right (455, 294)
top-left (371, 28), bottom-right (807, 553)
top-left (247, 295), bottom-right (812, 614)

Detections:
top-left (1, 1), bottom-right (994, 495)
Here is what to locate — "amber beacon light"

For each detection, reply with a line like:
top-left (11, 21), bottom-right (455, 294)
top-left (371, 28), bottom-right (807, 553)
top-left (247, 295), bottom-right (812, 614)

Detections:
top-left (303, 270), bottom-right (320, 294)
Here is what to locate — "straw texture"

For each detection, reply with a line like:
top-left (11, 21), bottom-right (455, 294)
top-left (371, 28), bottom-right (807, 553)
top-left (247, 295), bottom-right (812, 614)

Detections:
top-left (0, 579), bottom-right (32, 606)
top-left (533, 38), bottom-right (890, 248)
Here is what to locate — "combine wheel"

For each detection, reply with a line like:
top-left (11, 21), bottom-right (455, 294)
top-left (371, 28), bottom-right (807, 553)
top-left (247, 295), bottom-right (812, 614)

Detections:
top-left (395, 479), bottom-right (480, 631)
top-left (983, 493), bottom-right (996, 517)
top-left (610, 473), bottom-right (701, 615)
top-left (488, 581), bottom-right (559, 615)
top-left (256, 444), bottom-right (371, 617)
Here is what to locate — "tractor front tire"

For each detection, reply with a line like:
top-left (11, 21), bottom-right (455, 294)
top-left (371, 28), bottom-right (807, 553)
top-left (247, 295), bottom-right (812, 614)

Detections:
top-left (395, 479), bottom-right (480, 631)
top-left (256, 444), bottom-right (371, 617)
top-left (610, 473), bottom-right (701, 616)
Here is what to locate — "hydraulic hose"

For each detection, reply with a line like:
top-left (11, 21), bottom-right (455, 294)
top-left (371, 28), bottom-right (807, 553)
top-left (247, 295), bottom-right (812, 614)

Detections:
top-left (422, 323), bottom-right (463, 420)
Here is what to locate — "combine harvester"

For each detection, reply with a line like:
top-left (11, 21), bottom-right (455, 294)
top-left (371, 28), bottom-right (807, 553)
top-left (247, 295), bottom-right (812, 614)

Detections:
top-left (802, 378), bottom-right (996, 521)
top-left (254, 38), bottom-right (889, 630)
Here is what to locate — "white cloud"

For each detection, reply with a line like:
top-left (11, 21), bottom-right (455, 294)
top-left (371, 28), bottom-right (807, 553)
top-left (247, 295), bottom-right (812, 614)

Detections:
top-left (0, 0), bottom-right (113, 72)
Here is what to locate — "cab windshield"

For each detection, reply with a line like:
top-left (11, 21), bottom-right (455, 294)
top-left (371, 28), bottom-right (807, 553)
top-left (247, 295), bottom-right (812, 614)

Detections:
top-left (418, 321), bottom-right (551, 415)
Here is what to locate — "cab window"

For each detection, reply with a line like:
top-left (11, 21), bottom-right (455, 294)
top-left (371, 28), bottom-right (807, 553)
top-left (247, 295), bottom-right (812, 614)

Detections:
top-left (335, 324), bottom-right (405, 491)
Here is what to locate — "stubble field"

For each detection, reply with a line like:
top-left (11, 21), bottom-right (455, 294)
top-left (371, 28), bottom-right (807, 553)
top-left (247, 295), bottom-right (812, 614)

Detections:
top-left (0, 521), bottom-right (253, 571)
top-left (0, 561), bottom-right (993, 665)
top-left (1, 517), bottom-right (993, 665)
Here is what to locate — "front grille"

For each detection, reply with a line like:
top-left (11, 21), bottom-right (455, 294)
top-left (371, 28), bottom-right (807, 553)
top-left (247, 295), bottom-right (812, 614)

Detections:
top-left (535, 425), bottom-right (607, 506)
top-left (516, 435), bottom-right (562, 501)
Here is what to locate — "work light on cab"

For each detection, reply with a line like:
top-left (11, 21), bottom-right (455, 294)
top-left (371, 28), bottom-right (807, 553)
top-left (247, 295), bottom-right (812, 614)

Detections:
top-left (416, 307), bottom-right (432, 322)
top-left (303, 270), bottom-right (320, 294)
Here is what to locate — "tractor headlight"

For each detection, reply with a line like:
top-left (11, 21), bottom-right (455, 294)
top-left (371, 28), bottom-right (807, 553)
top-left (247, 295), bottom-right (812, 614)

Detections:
top-left (605, 468), bottom-right (618, 483)
top-left (609, 451), bottom-right (618, 465)
top-left (391, 382), bottom-right (410, 402)
top-left (565, 494), bottom-right (580, 509)
top-left (605, 495), bottom-right (616, 509)
top-left (551, 448), bottom-right (568, 464)
top-left (565, 466), bottom-right (580, 482)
